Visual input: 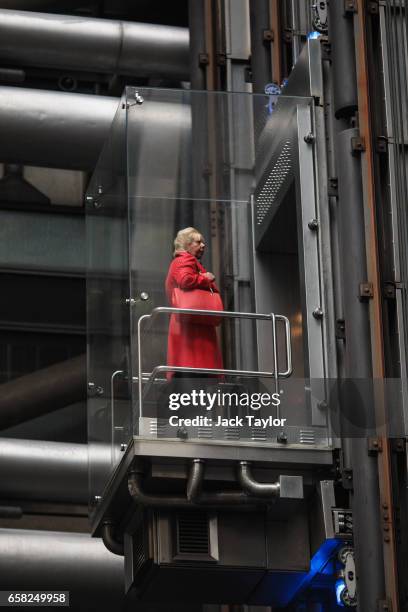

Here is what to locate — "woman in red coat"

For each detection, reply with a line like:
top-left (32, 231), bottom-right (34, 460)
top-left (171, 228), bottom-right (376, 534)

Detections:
top-left (165, 227), bottom-right (223, 377)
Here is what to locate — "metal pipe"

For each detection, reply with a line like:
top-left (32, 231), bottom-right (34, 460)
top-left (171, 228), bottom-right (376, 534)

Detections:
top-left (0, 86), bottom-right (117, 169)
top-left (249, 0), bottom-right (272, 93)
top-left (0, 506), bottom-right (23, 519)
top-left (0, 528), bottom-right (124, 609)
top-left (101, 522), bottom-right (124, 557)
top-left (335, 129), bottom-right (385, 608)
top-left (238, 461), bottom-right (280, 498)
top-left (0, 438), bottom-right (110, 503)
top-left (328, 0), bottom-right (358, 118)
top-left (0, 355), bottom-right (86, 430)
top-left (0, 9), bottom-right (189, 80)
top-left (186, 458), bottom-right (204, 501)
top-left (0, 86), bottom-right (190, 170)
top-left (188, 0), bottom-right (206, 89)
top-left (128, 463), bottom-right (267, 509)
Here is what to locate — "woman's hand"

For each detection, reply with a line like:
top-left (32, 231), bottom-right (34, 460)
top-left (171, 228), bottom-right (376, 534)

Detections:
top-left (203, 272), bottom-right (215, 282)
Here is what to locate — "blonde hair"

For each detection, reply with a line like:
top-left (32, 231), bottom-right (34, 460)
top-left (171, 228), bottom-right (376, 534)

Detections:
top-left (173, 227), bottom-right (202, 256)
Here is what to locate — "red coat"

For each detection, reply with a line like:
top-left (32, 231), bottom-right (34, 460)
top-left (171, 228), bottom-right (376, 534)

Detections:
top-left (165, 251), bottom-right (223, 376)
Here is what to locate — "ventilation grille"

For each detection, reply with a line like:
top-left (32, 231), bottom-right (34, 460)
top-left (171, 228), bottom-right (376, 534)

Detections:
top-left (256, 140), bottom-right (292, 226)
top-left (176, 511), bottom-right (210, 556)
top-left (299, 429), bottom-right (316, 445)
top-left (133, 522), bottom-right (147, 578)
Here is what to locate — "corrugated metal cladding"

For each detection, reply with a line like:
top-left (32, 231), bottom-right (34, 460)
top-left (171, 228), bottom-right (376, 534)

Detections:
top-left (382, 1), bottom-right (408, 375)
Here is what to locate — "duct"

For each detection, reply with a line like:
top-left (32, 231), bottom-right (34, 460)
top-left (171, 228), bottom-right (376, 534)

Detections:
top-left (328, 0), bottom-right (358, 118)
top-left (238, 461), bottom-right (280, 497)
top-left (0, 438), bottom-right (110, 503)
top-left (0, 9), bottom-right (189, 80)
top-left (0, 355), bottom-right (86, 430)
top-left (0, 1), bottom-right (91, 8)
top-left (0, 505), bottom-right (22, 519)
top-left (0, 86), bottom-right (117, 170)
top-left (102, 521), bottom-right (124, 556)
top-left (249, 0), bottom-right (272, 93)
top-left (0, 86), bottom-right (191, 170)
top-left (0, 528), bottom-right (124, 611)
top-left (128, 461), bottom-right (291, 509)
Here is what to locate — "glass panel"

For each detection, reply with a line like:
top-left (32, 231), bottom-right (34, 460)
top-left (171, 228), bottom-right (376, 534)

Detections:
top-left (86, 94), bottom-right (131, 514)
top-left (87, 87), bottom-right (333, 507)
top-left (124, 87), bottom-right (328, 445)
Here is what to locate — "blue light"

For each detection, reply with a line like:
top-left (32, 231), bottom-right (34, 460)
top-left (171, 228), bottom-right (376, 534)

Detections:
top-left (335, 579), bottom-right (346, 607)
top-left (308, 31), bottom-right (321, 40)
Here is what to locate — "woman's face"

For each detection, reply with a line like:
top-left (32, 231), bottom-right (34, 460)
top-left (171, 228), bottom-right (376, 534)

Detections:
top-left (186, 233), bottom-right (205, 259)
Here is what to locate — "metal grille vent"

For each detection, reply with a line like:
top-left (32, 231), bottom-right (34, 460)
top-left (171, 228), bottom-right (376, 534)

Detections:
top-left (176, 511), bottom-right (210, 556)
top-left (251, 428), bottom-right (267, 441)
top-left (224, 427), bottom-right (240, 440)
top-left (133, 522), bottom-right (147, 578)
top-left (198, 426), bottom-right (213, 439)
top-left (256, 140), bottom-right (292, 225)
top-left (299, 429), bottom-right (315, 445)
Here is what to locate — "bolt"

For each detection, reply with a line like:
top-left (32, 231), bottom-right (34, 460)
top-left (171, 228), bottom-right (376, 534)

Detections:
top-left (177, 427), bottom-right (188, 440)
top-left (96, 386), bottom-right (104, 396)
top-left (308, 218), bottom-right (319, 231)
top-left (120, 444), bottom-right (127, 452)
top-left (94, 495), bottom-right (102, 504)
top-left (126, 298), bottom-right (136, 306)
top-left (135, 93), bottom-right (144, 105)
top-left (93, 199), bottom-right (101, 209)
top-left (85, 195), bottom-right (93, 203)
top-left (304, 132), bottom-right (315, 144)
top-left (277, 431), bottom-right (288, 444)
top-left (318, 400), bottom-right (328, 410)
top-left (313, 307), bottom-right (323, 319)
top-left (140, 292), bottom-right (149, 301)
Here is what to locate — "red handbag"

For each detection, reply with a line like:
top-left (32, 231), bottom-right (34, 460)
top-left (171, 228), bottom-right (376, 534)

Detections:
top-left (172, 287), bottom-right (224, 326)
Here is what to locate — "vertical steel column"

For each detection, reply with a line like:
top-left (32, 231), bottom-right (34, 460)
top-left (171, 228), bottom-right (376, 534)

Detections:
top-left (328, 0), bottom-right (358, 118)
top-left (269, 0), bottom-right (282, 86)
top-left (329, 1), bottom-right (389, 609)
top-left (249, 0), bottom-right (272, 92)
top-left (189, 0), bottom-right (207, 89)
top-left (353, 0), bottom-right (399, 608)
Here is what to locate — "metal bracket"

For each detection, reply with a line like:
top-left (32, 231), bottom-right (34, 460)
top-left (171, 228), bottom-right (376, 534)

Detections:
top-left (342, 468), bottom-right (353, 490)
top-left (359, 282), bottom-right (374, 300)
top-left (368, 437), bottom-right (383, 454)
top-left (217, 53), bottom-right (227, 67)
top-left (368, 0), bottom-right (379, 15)
top-left (336, 319), bottom-right (346, 340)
top-left (198, 53), bottom-right (209, 66)
top-left (263, 29), bottom-right (274, 42)
top-left (351, 134), bottom-right (366, 153)
top-left (391, 438), bottom-right (405, 453)
top-left (376, 136), bottom-right (388, 153)
top-left (344, 0), bottom-right (358, 15)
top-left (328, 177), bottom-right (339, 197)
top-left (321, 41), bottom-right (331, 61)
top-left (383, 281), bottom-right (396, 300)
top-left (283, 30), bottom-right (293, 44)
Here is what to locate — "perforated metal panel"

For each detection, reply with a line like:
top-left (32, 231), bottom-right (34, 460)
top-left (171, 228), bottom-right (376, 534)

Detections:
top-left (255, 140), bottom-right (293, 227)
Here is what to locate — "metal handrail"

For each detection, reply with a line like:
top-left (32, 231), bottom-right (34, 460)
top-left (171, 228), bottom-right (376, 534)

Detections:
top-left (136, 307), bottom-right (292, 418)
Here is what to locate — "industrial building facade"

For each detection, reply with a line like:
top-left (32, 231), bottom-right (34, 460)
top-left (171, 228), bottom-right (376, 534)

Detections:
top-left (1, 1), bottom-right (408, 611)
